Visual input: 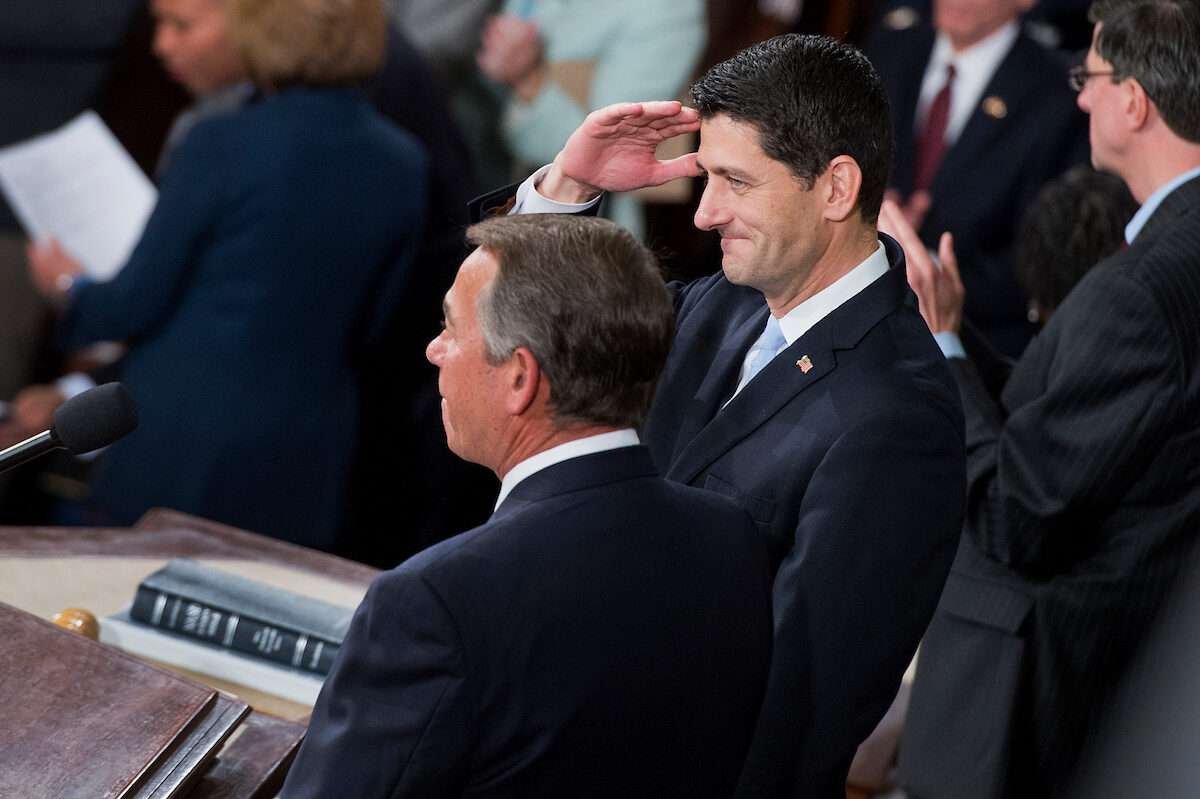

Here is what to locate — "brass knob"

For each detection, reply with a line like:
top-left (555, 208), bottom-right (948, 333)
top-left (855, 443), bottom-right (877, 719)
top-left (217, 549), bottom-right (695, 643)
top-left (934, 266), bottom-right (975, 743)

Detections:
top-left (53, 608), bottom-right (100, 640)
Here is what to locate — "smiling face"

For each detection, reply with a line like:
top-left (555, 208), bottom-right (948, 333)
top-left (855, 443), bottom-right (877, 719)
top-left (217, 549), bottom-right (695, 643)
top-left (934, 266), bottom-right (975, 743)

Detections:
top-left (693, 114), bottom-right (830, 308)
top-left (425, 248), bottom-right (507, 470)
top-left (151, 0), bottom-right (244, 95)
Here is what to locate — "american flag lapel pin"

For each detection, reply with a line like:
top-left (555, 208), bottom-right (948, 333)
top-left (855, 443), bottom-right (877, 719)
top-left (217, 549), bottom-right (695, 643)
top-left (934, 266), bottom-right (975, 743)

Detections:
top-left (796, 355), bottom-right (813, 374)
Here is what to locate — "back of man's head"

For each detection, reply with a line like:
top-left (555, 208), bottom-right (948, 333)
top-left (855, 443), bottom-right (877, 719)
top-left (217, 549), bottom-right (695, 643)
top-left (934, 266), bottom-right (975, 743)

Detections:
top-left (689, 33), bottom-right (894, 224)
top-left (465, 215), bottom-right (673, 430)
top-left (1090, 0), bottom-right (1200, 143)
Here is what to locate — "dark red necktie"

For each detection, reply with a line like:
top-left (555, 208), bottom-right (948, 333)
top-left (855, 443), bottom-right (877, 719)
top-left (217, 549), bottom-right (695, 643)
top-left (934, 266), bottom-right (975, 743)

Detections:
top-left (913, 63), bottom-right (956, 193)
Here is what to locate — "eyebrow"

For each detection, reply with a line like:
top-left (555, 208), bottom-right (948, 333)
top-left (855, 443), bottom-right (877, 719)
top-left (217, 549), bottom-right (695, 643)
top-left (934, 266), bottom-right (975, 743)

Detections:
top-left (696, 160), bottom-right (751, 182)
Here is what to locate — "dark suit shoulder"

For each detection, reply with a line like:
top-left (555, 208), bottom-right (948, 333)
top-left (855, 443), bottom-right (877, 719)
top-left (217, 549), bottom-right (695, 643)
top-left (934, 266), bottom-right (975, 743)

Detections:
top-left (672, 273), bottom-right (768, 329)
top-left (671, 271), bottom-right (747, 317)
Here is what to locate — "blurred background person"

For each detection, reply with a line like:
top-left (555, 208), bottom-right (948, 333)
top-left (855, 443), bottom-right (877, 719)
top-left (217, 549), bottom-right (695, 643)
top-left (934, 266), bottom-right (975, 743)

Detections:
top-left (10, 0), bottom-right (494, 563)
top-left (475, 0), bottom-right (706, 239)
top-left (0, 0), bottom-right (189, 519)
top-left (866, 0), bottom-right (1088, 357)
top-left (383, 0), bottom-right (511, 188)
top-left (1015, 165), bottom-right (1137, 325)
top-left (23, 0), bottom-right (428, 552)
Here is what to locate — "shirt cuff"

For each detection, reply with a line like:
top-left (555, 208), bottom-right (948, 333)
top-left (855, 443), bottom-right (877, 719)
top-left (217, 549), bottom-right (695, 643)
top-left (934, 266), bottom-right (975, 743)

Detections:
top-left (933, 331), bottom-right (967, 360)
top-left (512, 164), bottom-right (604, 215)
top-left (68, 274), bottom-right (92, 298)
top-left (55, 372), bottom-right (97, 401)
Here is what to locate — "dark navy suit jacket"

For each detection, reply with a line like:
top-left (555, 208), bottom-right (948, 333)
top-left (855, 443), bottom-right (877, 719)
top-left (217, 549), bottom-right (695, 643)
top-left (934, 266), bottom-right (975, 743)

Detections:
top-left (642, 236), bottom-right (965, 798)
top-left (59, 87), bottom-right (427, 550)
top-left (283, 445), bottom-right (773, 797)
top-left (866, 11), bottom-right (1087, 356)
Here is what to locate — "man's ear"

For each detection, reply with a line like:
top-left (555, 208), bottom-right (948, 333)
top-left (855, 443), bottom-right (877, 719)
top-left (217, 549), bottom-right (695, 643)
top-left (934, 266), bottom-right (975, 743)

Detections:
top-left (1125, 78), bottom-right (1152, 131)
top-left (823, 155), bottom-right (863, 223)
top-left (505, 347), bottom-right (543, 416)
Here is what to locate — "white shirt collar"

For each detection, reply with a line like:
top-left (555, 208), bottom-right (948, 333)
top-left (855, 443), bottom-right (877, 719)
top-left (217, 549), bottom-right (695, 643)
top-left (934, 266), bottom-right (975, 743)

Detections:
top-left (775, 242), bottom-right (890, 345)
top-left (1125, 165), bottom-right (1200, 244)
top-left (494, 429), bottom-right (640, 510)
top-left (920, 21), bottom-right (1020, 145)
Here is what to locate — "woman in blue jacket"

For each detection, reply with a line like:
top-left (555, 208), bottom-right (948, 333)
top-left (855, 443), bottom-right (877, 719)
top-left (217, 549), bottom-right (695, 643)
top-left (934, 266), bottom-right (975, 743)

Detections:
top-left (28, 0), bottom-right (427, 551)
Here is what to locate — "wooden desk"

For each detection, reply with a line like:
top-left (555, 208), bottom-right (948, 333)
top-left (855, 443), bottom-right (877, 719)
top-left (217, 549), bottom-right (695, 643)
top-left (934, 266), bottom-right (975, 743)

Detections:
top-left (0, 508), bottom-right (381, 798)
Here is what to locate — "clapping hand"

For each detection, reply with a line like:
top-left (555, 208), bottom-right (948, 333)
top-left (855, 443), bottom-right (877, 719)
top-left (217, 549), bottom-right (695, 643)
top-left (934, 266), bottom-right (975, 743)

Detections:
top-left (539, 101), bottom-right (703, 203)
top-left (878, 199), bottom-right (964, 334)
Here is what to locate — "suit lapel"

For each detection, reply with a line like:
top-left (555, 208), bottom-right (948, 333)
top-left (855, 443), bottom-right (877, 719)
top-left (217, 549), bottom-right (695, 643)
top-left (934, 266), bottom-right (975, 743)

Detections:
top-left (932, 35), bottom-right (1029, 193)
top-left (671, 307), bottom-right (771, 450)
top-left (666, 322), bottom-right (837, 485)
top-left (666, 237), bottom-right (910, 486)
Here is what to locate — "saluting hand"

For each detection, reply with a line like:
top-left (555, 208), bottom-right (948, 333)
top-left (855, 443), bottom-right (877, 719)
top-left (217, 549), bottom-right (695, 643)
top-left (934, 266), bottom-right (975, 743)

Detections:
top-left (879, 198), bottom-right (964, 334)
top-left (539, 101), bottom-right (703, 203)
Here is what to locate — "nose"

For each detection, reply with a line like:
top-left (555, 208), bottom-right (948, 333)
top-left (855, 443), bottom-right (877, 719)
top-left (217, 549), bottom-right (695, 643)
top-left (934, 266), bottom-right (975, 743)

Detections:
top-left (426, 331), bottom-right (446, 366)
top-left (153, 25), bottom-right (172, 59)
top-left (693, 181), bottom-right (731, 231)
top-left (1076, 82), bottom-right (1091, 113)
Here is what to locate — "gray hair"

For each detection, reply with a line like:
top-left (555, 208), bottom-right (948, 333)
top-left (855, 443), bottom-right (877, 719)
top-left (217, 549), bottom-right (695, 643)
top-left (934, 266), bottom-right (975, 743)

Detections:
top-left (465, 215), bottom-right (674, 429)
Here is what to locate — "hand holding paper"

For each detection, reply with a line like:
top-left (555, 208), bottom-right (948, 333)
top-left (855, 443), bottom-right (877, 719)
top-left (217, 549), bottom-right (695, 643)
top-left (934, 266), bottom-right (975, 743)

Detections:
top-left (0, 111), bottom-right (156, 282)
top-left (26, 237), bottom-right (82, 301)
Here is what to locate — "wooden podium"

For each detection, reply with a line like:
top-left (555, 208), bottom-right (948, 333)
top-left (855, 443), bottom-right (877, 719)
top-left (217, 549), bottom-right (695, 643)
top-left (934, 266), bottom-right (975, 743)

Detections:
top-left (0, 509), bottom-right (380, 798)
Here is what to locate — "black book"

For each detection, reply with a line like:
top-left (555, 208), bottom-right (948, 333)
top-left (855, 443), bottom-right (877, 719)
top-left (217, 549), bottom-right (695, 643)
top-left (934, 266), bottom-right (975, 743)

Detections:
top-left (129, 559), bottom-right (354, 675)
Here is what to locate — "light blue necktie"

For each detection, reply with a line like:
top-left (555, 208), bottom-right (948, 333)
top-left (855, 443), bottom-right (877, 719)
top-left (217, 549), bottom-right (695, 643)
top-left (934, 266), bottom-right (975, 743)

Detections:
top-left (729, 315), bottom-right (787, 401)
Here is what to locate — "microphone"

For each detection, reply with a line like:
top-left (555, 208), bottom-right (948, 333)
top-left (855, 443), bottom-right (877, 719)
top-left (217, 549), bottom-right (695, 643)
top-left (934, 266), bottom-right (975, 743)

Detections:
top-left (0, 383), bottom-right (138, 475)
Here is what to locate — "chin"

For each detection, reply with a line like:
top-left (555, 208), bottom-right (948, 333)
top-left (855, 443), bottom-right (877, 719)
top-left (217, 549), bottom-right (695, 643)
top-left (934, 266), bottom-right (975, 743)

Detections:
top-left (721, 259), bottom-right (753, 287)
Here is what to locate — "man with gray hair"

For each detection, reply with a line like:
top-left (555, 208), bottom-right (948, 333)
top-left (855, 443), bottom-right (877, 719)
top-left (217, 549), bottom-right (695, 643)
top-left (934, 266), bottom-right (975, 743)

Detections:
top-left (283, 214), bottom-right (773, 798)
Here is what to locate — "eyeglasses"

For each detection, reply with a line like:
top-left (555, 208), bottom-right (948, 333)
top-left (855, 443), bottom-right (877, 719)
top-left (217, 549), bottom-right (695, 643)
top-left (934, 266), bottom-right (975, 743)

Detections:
top-left (1069, 65), bottom-right (1117, 92)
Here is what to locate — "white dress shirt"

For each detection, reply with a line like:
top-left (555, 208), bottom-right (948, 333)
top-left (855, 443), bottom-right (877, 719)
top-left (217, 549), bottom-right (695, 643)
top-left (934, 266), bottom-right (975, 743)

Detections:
top-left (726, 243), bottom-right (890, 402)
top-left (494, 428), bottom-right (640, 510)
top-left (916, 22), bottom-right (1019, 146)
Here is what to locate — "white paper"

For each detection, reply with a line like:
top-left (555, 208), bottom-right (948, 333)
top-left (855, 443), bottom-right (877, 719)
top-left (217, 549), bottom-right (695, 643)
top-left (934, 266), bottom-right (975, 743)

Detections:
top-left (0, 111), bottom-right (157, 281)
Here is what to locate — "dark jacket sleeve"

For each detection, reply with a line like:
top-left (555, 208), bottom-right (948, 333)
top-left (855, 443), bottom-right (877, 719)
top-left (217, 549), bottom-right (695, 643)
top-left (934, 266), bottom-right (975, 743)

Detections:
top-left (58, 120), bottom-right (225, 348)
top-left (956, 266), bottom-right (1182, 575)
top-left (282, 570), bottom-right (475, 798)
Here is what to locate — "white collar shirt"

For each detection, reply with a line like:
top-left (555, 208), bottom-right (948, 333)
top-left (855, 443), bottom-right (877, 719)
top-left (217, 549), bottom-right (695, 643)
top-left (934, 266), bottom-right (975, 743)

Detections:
top-left (494, 429), bottom-right (640, 510)
top-left (1125, 165), bottom-right (1200, 243)
top-left (727, 242), bottom-right (890, 402)
top-left (917, 22), bottom-right (1020, 147)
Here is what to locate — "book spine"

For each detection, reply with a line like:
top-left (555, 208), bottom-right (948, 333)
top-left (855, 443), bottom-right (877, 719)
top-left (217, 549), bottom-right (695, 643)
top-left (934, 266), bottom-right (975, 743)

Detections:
top-left (129, 586), bottom-right (339, 675)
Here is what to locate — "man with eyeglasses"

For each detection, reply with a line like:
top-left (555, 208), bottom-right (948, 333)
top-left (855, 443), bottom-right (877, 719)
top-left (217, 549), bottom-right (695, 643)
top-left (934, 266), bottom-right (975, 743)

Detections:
top-left (865, 0), bottom-right (1088, 357)
top-left (888, 1), bottom-right (1200, 796)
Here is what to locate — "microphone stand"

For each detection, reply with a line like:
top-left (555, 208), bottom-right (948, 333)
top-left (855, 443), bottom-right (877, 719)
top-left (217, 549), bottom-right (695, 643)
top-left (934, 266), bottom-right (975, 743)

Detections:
top-left (0, 431), bottom-right (62, 476)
